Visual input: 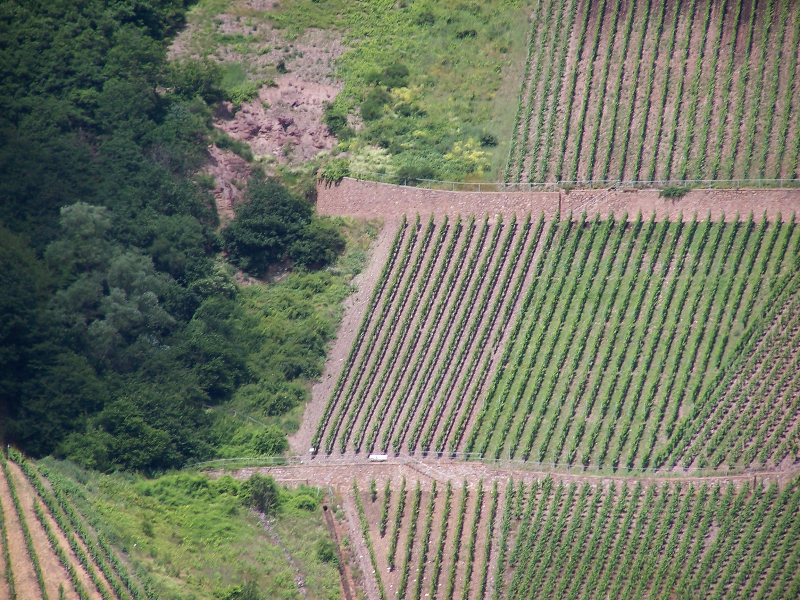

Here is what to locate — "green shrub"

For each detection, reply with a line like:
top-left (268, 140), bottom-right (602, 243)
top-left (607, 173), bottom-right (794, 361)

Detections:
top-left (214, 130), bottom-right (254, 161)
top-left (229, 79), bottom-right (262, 107)
top-left (316, 538), bottom-right (339, 566)
top-left (168, 58), bottom-right (226, 103)
top-left (415, 10), bottom-right (435, 25)
top-left (660, 186), bottom-right (691, 198)
top-left (365, 63), bottom-right (410, 88)
top-left (395, 161), bottom-right (437, 183)
top-left (380, 63), bottom-right (410, 88)
top-left (243, 474), bottom-right (281, 514)
top-left (251, 425), bottom-right (288, 456)
top-left (319, 158), bottom-right (351, 186)
top-left (479, 132), bottom-right (498, 147)
top-left (361, 87), bottom-right (393, 121)
top-left (292, 494), bottom-right (319, 511)
top-left (217, 581), bottom-right (263, 600)
top-left (291, 218), bottom-right (346, 269)
top-left (323, 104), bottom-right (350, 137)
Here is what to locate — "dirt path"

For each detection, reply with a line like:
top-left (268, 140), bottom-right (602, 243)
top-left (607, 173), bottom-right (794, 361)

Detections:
top-left (207, 457), bottom-right (799, 599)
top-left (321, 501), bottom-right (354, 600)
top-left (319, 178), bottom-right (800, 223)
top-left (290, 218), bottom-right (398, 455)
top-left (208, 455), bottom-right (800, 496)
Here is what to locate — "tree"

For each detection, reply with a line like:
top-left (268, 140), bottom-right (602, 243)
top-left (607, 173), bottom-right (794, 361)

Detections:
top-left (222, 179), bottom-right (344, 275)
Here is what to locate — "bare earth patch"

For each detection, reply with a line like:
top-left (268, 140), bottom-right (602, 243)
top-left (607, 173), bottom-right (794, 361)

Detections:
top-left (169, 3), bottom-right (346, 223)
top-left (206, 145), bottom-right (251, 223)
top-left (216, 74), bottom-right (341, 165)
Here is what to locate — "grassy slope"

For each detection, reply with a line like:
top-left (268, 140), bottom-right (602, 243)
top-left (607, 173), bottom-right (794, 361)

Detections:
top-left (40, 458), bottom-right (342, 600)
top-left (173, 0), bottom-right (536, 180)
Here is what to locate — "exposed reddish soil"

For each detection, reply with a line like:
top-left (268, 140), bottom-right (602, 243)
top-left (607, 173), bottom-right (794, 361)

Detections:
top-left (215, 75), bottom-right (341, 165)
top-left (206, 145), bottom-right (251, 223)
top-left (169, 5), bottom-right (346, 223)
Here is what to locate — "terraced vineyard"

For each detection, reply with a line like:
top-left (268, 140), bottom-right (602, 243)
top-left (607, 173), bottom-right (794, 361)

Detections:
top-left (505, 0), bottom-right (800, 183)
top-left (354, 475), bottom-right (800, 600)
top-left (0, 449), bottom-right (153, 600)
top-left (313, 212), bottom-right (800, 471)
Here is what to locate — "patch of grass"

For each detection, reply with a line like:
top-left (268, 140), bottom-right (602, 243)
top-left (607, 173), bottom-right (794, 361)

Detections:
top-left (40, 458), bottom-right (341, 600)
top-left (176, 0), bottom-right (536, 180)
top-left (221, 62), bottom-right (249, 90)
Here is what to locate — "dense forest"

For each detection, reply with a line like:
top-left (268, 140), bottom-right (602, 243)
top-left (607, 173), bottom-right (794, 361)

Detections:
top-left (0, 0), bottom-right (351, 472)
